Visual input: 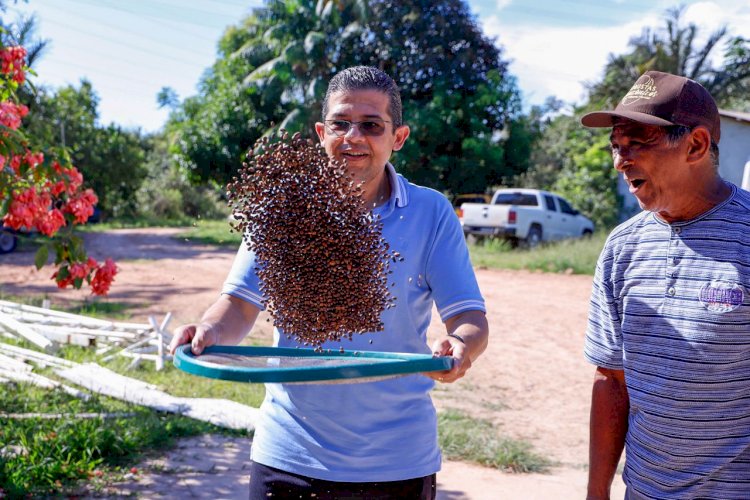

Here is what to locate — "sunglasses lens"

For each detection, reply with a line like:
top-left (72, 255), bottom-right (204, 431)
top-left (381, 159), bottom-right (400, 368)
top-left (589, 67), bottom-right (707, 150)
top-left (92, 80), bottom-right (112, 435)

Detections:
top-left (360, 121), bottom-right (385, 136)
top-left (329, 120), bottom-right (352, 135)
top-left (326, 120), bottom-right (387, 137)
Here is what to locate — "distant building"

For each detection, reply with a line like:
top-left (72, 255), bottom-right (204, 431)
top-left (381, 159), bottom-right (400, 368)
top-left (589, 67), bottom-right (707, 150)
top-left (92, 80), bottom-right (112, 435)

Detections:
top-left (618, 108), bottom-right (750, 220)
top-left (718, 109), bottom-right (750, 190)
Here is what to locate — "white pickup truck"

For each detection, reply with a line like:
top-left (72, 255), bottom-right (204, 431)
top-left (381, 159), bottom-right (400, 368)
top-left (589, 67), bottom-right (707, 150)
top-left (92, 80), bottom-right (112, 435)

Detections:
top-left (460, 188), bottom-right (594, 247)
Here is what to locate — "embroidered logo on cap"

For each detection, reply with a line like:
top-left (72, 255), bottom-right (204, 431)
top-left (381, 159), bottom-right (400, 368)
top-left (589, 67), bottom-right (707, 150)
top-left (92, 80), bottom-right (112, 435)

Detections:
top-left (621, 75), bottom-right (658, 106)
top-left (699, 281), bottom-right (744, 313)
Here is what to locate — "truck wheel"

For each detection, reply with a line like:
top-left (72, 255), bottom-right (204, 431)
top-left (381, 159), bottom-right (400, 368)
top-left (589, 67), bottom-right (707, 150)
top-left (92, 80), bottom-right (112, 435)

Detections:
top-left (582, 229), bottom-right (593, 238)
top-left (525, 226), bottom-right (542, 248)
top-left (0, 231), bottom-right (18, 254)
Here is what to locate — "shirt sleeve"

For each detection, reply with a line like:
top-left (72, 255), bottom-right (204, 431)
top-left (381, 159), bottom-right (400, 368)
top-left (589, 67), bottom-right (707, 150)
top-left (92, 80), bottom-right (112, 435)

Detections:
top-left (221, 242), bottom-right (266, 310)
top-left (584, 238), bottom-right (624, 370)
top-left (425, 197), bottom-right (486, 321)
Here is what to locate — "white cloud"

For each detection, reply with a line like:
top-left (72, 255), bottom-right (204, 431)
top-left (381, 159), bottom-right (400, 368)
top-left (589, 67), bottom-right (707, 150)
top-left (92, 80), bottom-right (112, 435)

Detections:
top-left (496, 0), bottom-right (512, 10)
top-left (480, 0), bottom-right (750, 108)
top-left (482, 13), bottom-right (659, 106)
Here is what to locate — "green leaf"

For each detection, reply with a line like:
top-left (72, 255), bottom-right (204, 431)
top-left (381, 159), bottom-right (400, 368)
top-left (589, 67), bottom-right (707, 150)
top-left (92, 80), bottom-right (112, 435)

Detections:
top-left (278, 108), bottom-right (309, 134)
top-left (303, 32), bottom-right (325, 57)
top-left (57, 265), bottom-right (70, 281)
top-left (34, 245), bottom-right (49, 270)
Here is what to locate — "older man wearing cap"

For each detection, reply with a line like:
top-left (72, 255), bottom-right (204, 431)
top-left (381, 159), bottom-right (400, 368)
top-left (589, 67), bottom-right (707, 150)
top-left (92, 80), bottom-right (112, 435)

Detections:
top-left (581, 70), bottom-right (750, 499)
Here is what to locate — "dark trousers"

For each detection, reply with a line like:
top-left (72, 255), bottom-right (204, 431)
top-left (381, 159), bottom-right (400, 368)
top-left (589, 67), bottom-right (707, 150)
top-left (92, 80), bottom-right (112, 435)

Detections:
top-left (248, 460), bottom-right (437, 500)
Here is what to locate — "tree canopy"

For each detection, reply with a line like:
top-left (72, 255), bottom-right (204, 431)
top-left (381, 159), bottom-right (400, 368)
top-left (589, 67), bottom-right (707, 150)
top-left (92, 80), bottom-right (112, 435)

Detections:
top-left (522, 5), bottom-right (750, 229)
top-left (22, 81), bottom-right (148, 218)
top-left (167, 0), bottom-right (526, 195)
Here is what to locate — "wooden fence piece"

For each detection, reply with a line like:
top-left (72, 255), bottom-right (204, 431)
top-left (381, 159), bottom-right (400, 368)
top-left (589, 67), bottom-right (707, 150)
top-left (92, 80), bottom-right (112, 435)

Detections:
top-left (0, 342), bottom-right (76, 369)
top-left (0, 412), bottom-right (136, 419)
top-left (0, 367), bottom-right (89, 400)
top-left (0, 313), bottom-right (55, 351)
top-left (0, 352), bottom-right (32, 372)
top-left (57, 363), bottom-right (260, 431)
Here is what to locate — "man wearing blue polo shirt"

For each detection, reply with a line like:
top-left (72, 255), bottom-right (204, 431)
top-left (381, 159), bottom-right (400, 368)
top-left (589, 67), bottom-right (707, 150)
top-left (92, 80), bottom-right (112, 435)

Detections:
top-left (169, 66), bottom-right (489, 499)
top-left (582, 70), bottom-right (750, 499)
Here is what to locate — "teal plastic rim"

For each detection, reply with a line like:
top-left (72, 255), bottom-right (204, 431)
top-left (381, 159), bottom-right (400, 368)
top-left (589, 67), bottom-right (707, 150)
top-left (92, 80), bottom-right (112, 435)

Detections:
top-left (173, 345), bottom-right (453, 384)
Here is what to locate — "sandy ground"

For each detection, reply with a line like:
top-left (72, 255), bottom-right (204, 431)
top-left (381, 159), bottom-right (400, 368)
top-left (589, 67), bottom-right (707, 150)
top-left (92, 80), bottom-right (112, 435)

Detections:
top-left (0, 228), bottom-right (627, 499)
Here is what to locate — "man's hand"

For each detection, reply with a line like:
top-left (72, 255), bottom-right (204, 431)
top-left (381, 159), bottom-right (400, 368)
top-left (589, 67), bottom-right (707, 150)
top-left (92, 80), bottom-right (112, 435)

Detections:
top-left (168, 322), bottom-right (220, 356)
top-left (426, 310), bottom-right (488, 383)
top-left (167, 295), bottom-right (261, 356)
top-left (426, 335), bottom-right (472, 383)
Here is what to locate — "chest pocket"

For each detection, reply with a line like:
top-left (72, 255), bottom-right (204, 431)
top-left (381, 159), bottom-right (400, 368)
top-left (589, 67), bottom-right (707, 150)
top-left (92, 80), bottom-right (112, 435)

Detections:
top-left (698, 278), bottom-right (748, 315)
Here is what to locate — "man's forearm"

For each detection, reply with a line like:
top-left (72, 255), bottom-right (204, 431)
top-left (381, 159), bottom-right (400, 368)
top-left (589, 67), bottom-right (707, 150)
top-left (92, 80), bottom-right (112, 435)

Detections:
top-left (199, 294), bottom-right (260, 345)
top-left (588, 366), bottom-right (629, 499)
top-left (445, 310), bottom-right (489, 362)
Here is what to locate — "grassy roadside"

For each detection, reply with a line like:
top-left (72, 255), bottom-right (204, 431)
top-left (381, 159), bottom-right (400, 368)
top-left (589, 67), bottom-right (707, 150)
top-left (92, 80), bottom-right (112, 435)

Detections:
top-left (468, 232), bottom-right (607, 275)
top-left (1, 221), bottom-right (602, 494)
top-left (172, 219), bottom-right (608, 275)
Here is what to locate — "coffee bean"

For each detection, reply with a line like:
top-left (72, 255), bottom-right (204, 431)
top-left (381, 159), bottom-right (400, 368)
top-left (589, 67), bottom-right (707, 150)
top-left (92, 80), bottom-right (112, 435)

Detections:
top-left (226, 130), bottom-right (400, 347)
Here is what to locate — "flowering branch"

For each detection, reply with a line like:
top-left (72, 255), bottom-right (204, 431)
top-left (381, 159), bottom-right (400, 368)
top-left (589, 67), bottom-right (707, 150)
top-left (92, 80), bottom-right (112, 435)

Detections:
top-left (0, 43), bottom-right (118, 295)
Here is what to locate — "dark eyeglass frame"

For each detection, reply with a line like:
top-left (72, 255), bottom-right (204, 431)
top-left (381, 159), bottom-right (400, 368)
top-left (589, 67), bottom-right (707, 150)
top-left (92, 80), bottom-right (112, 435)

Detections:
top-left (324, 119), bottom-right (392, 137)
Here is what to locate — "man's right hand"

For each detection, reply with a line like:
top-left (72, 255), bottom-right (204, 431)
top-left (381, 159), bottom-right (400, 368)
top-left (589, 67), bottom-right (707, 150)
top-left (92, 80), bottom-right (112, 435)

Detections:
top-left (168, 322), bottom-right (220, 356)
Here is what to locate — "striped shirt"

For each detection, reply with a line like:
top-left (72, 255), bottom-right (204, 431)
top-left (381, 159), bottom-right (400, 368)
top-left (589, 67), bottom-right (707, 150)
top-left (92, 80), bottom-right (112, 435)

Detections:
top-left (585, 183), bottom-right (750, 499)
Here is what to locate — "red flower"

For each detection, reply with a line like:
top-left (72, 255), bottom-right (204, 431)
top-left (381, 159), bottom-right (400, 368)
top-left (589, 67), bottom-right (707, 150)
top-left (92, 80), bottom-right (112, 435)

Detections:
top-left (0, 101), bottom-right (28, 130)
top-left (0, 46), bottom-right (26, 83)
top-left (3, 187), bottom-right (44, 230)
top-left (9, 155), bottom-right (21, 173)
top-left (63, 189), bottom-right (98, 224)
top-left (90, 258), bottom-right (118, 296)
top-left (35, 208), bottom-right (65, 237)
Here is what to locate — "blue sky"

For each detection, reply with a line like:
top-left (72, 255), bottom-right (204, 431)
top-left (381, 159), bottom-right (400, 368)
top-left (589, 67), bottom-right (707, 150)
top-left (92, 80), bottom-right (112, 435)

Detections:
top-left (8, 0), bottom-right (750, 132)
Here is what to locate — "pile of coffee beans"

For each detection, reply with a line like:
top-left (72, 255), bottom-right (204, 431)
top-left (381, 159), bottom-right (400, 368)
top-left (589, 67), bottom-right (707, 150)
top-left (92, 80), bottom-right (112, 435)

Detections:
top-left (226, 131), bottom-right (398, 347)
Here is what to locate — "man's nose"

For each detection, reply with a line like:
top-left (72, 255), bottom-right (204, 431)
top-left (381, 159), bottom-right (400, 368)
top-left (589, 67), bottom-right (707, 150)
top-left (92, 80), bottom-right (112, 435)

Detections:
top-left (343, 123), bottom-right (365, 140)
top-left (613, 148), bottom-right (632, 172)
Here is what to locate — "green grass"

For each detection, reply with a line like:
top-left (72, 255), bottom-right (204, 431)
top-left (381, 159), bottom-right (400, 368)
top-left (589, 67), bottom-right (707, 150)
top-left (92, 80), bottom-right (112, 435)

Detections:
top-left (173, 218), bottom-right (243, 247)
top-left (76, 215), bottom-right (203, 231)
top-left (0, 383), bottom-right (247, 497)
top-left (467, 232), bottom-right (608, 275)
top-left (0, 290), bottom-right (135, 320)
top-left (0, 333), bottom-right (262, 497)
top-left (438, 410), bottom-right (550, 473)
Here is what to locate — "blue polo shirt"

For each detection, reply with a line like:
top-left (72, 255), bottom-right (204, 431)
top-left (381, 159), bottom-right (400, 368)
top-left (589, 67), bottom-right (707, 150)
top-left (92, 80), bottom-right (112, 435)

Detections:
top-left (222, 163), bottom-right (486, 482)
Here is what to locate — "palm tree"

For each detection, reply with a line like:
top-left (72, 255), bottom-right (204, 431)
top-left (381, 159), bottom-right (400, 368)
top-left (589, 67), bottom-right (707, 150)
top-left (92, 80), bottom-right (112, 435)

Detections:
top-left (587, 6), bottom-right (749, 108)
top-left (237, 0), bottom-right (368, 137)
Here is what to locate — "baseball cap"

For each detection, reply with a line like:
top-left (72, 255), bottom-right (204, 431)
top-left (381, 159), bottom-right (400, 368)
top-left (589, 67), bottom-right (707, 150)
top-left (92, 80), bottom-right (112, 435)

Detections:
top-left (581, 70), bottom-right (721, 143)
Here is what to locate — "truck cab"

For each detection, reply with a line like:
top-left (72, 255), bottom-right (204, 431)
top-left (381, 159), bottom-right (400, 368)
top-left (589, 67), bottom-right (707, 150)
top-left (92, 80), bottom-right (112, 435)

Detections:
top-left (460, 188), bottom-right (594, 247)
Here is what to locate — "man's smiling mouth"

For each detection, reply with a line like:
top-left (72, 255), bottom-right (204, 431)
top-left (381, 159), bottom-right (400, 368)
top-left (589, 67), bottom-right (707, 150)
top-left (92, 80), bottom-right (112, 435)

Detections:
top-left (342, 151), bottom-right (368, 158)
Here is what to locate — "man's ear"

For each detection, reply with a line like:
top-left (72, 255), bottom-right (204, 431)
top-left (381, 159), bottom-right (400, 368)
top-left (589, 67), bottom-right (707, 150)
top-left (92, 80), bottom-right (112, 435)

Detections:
top-left (391, 125), bottom-right (410, 152)
top-left (314, 122), bottom-right (326, 144)
top-left (686, 126), bottom-right (712, 164)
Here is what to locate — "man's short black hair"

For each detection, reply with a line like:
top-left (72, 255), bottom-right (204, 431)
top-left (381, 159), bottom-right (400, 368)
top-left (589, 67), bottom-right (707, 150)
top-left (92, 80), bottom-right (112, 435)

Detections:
top-left (322, 66), bottom-right (403, 129)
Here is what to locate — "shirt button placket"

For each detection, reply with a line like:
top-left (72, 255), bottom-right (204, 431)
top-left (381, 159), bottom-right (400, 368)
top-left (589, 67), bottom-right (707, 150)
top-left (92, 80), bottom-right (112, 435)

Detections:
top-left (666, 226), bottom-right (680, 296)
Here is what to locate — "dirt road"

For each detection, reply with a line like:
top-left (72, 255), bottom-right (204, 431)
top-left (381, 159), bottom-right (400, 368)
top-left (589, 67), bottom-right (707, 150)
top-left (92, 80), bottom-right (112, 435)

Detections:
top-left (0, 228), bottom-right (626, 498)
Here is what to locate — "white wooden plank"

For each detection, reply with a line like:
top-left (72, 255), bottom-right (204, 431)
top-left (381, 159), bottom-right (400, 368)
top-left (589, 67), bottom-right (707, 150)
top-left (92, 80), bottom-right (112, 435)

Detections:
top-left (0, 342), bottom-right (76, 369)
top-left (0, 367), bottom-right (89, 399)
top-left (57, 364), bottom-right (260, 431)
top-left (0, 313), bottom-right (55, 351)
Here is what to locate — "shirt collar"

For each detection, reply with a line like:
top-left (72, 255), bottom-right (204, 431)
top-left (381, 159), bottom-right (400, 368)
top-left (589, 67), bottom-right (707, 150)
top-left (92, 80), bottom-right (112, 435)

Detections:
top-left (385, 162), bottom-right (408, 208)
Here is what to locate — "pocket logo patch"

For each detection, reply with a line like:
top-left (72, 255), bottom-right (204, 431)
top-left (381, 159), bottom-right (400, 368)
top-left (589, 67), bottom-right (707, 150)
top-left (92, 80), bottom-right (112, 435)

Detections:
top-left (699, 281), bottom-right (744, 313)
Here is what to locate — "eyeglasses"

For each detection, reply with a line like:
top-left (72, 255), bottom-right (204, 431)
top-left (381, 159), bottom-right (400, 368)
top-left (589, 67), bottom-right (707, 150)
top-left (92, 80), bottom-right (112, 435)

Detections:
top-left (324, 119), bottom-right (391, 137)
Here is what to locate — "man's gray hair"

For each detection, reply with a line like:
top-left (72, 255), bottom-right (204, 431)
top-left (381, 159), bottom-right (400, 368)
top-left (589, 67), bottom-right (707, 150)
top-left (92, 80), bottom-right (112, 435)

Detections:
top-left (322, 66), bottom-right (403, 129)
top-left (665, 125), bottom-right (720, 170)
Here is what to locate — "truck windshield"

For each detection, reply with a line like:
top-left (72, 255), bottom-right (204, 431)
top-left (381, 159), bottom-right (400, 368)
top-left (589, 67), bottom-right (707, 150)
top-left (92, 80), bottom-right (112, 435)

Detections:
top-left (494, 193), bottom-right (538, 206)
